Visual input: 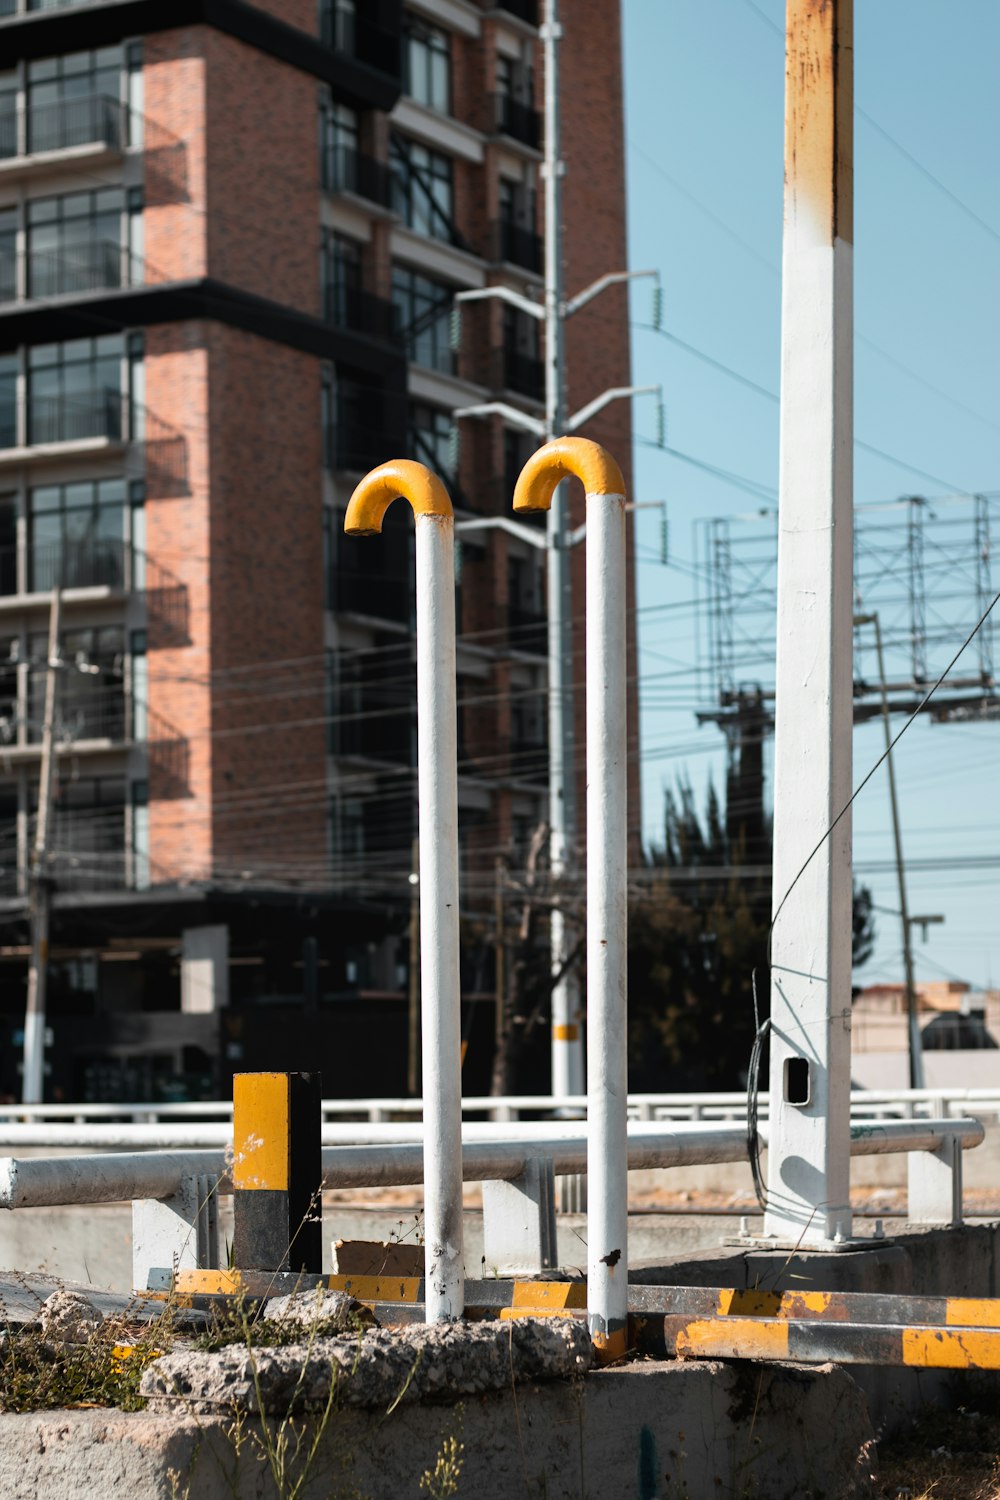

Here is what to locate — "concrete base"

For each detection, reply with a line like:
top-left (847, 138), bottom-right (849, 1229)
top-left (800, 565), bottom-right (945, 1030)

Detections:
top-left (0, 1360), bottom-right (876, 1499)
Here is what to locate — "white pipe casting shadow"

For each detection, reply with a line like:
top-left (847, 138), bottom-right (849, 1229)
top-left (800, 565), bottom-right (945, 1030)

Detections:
top-left (514, 436), bottom-right (629, 1361)
top-left (345, 460), bottom-right (463, 1322)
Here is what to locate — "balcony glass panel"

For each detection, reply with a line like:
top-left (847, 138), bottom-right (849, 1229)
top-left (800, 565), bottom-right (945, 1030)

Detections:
top-left (28, 477), bottom-right (126, 591)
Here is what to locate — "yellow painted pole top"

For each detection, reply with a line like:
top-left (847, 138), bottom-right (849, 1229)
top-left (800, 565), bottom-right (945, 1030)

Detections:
top-left (513, 437), bottom-right (625, 514)
top-left (344, 459), bottom-right (452, 535)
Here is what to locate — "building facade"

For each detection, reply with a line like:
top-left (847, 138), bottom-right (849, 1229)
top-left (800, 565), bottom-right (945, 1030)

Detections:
top-left (0, 0), bottom-right (636, 1101)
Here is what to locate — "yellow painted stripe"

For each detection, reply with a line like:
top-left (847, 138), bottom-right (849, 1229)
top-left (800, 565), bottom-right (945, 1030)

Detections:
top-left (946, 1299), bottom-right (1000, 1328)
top-left (172, 1269), bottom-right (246, 1295)
top-left (675, 1318), bottom-right (790, 1361)
top-left (511, 1281), bottom-right (586, 1310)
top-left (327, 1273), bottom-right (423, 1304)
top-left (592, 1327), bottom-right (629, 1364)
top-left (500, 1306), bottom-right (580, 1321)
top-left (903, 1328), bottom-right (1000, 1370)
top-left (234, 1073), bottom-right (289, 1191)
top-left (552, 1024), bottom-right (579, 1042)
top-left (715, 1289), bottom-right (832, 1319)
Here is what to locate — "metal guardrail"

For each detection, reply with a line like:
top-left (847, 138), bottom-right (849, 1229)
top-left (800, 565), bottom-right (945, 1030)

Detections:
top-left (0, 1088), bottom-right (996, 1126)
top-left (0, 1116), bottom-right (983, 1290)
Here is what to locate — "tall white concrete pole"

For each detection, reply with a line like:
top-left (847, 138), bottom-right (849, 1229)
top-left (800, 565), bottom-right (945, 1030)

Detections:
top-left (764, 0), bottom-right (855, 1246)
top-left (541, 0), bottom-right (583, 1100)
top-left (346, 461), bottom-right (464, 1321)
top-left (24, 587), bottom-right (61, 1106)
top-left (515, 436), bottom-right (629, 1360)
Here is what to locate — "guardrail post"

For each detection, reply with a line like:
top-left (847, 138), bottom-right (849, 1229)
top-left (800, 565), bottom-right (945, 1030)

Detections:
top-left (482, 1157), bottom-right (557, 1276)
top-left (908, 1135), bottom-right (963, 1226)
top-left (132, 1171), bottom-right (219, 1291)
top-left (232, 1071), bottom-right (322, 1273)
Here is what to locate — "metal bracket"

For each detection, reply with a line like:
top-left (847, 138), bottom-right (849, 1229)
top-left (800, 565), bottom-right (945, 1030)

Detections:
top-left (482, 1157), bottom-right (557, 1277)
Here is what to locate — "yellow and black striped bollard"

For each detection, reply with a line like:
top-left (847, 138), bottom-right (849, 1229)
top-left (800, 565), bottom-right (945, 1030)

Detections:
top-left (232, 1072), bottom-right (322, 1273)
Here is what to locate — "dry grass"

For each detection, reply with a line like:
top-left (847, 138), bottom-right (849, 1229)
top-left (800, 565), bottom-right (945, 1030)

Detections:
top-left (876, 1402), bottom-right (1000, 1499)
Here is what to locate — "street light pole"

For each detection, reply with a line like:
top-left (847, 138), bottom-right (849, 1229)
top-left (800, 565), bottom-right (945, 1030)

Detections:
top-left (540, 0), bottom-right (582, 1099)
top-left (23, 587), bottom-right (61, 1106)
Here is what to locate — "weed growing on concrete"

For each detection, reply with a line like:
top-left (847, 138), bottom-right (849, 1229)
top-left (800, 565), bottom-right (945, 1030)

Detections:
top-left (0, 1304), bottom-right (175, 1413)
top-left (418, 1409), bottom-right (465, 1499)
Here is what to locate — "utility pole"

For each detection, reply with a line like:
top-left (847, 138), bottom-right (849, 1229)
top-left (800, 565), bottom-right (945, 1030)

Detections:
top-left (23, 587), bottom-right (61, 1106)
top-left (857, 612), bottom-right (925, 1089)
top-left (539, 0), bottom-right (581, 1100)
top-left (764, 0), bottom-right (854, 1247)
top-left (454, 0), bottom-right (659, 1101)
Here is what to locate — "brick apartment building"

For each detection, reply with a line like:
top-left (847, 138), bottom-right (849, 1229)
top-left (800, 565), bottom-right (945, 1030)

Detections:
top-left (0, 0), bottom-right (636, 1100)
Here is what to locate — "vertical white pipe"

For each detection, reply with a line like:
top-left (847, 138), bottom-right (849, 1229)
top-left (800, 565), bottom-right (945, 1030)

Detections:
top-left (586, 489), bottom-right (628, 1355)
top-left (765, 0), bottom-right (854, 1246)
top-left (414, 512), bottom-right (464, 1320)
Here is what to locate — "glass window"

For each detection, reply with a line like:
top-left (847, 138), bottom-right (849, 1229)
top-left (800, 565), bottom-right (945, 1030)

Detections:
top-left (409, 402), bottom-right (454, 478)
top-left (320, 0), bottom-right (356, 52)
top-left (391, 265), bottom-right (454, 374)
top-left (320, 99), bottom-right (359, 193)
top-left (390, 135), bottom-right (453, 243)
top-left (27, 188), bottom-right (129, 298)
top-left (0, 206), bottom-right (15, 304)
top-left (28, 625), bottom-right (124, 747)
top-left (27, 334), bottom-right (126, 446)
top-left (404, 16), bottom-right (450, 113)
top-left (321, 231), bottom-right (361, 325)
top-left (0, 74), bottom-right (16, 162)
top-left (0, 353), bottom-right (16, 450)
top-left (33, 773), bottom-right (128, 893)
top-left (27, 476), bottom-right (126, 590)
top-left (26, 47), bottom-right (125, 153)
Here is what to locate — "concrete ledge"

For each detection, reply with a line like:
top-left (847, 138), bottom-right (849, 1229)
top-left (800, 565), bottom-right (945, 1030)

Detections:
top-left (0, 1360), bottom-right (876, 1499)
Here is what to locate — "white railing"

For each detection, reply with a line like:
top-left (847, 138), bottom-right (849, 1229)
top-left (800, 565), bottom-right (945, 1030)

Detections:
top-left (0, 1087), bottom-right (996, 1129)
top-left (0, 1116), bottom-right (983, 1291)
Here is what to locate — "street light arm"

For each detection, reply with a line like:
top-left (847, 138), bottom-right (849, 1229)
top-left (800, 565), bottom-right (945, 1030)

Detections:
top-left (565, 384), bottom-right (660, 434)
top-left (453, 402), bottom-right (546, 436)
top-left (565, 268), bottom-right (659, 318)
top-left (455, 516), bottom-right (549, 550)
top-left (453, 286), bottom-right (545, 321)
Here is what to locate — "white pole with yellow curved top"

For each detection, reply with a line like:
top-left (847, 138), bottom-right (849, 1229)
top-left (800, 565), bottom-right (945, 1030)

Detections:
top-left (514, 436), bottom-right (629, 1360)
top-left (345, 460), bottom-right (464, 1322)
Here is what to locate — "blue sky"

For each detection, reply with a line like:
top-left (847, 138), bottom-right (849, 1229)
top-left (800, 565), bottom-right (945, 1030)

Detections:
top-left (622, 0), bottom-right (1000, 990)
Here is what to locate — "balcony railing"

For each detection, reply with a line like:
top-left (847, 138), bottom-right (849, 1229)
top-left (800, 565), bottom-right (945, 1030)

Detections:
top-left (491, 93), bottom-right (540, 149)
top-left (26, 536), bottom-right (127, 594)
top-left (0, 392), bottom-right (189, 496)
top-left (0, 95), bottom-right (128, 163)
top-left (26, 240), bottom-right (148, 301)
top-left (325, 420), bottom-right (402, 478)
top-left (322, 145), bottom-right (393, 208)
top-left (492, 219), bottom-right (543, 274)
top-left (25, 390), bottom-right (125, 447)
top-left (321, 7), bottom-right (402, 77)
top-left (323, 283), bottom-right (399, 342)
top-left (484, 345), bottom-right (544, 402)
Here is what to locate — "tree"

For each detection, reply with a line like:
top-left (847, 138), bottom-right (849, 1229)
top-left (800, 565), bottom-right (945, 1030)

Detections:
top-left (628, 777), bottom-right (876, 1091)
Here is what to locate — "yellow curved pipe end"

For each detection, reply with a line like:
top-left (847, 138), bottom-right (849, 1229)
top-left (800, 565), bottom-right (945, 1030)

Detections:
top-left (513, 437), bottom-right (626, 514)
top-left (344, 460), bottom-right (452, 536)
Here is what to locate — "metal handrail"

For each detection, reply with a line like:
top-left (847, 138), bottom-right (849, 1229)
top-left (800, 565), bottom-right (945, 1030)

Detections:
top-left (0, 1087), bottom-right (998, 1126)
top-left (0, 1117), bottom-right (982, 1208)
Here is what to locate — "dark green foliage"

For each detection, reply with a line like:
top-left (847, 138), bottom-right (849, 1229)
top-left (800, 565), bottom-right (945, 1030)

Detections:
top-left (628, 778), bottom-right (876, 1091)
